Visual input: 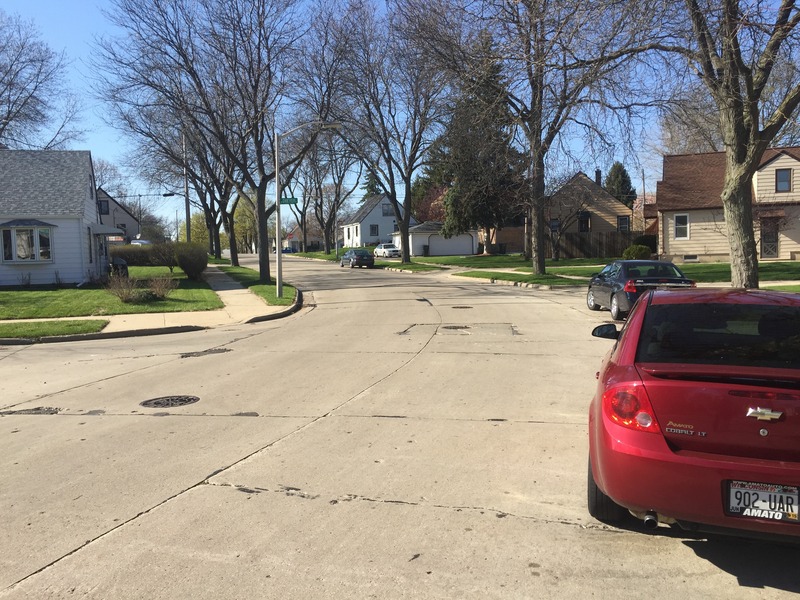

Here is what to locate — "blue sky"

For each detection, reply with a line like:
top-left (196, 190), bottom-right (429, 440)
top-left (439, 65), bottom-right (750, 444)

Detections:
top-left (3, 1), bottom-right (124, 161)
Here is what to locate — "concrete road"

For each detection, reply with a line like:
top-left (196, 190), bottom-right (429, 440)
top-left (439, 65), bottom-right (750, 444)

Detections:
top-left (1, 256), bottom-right (798, 599)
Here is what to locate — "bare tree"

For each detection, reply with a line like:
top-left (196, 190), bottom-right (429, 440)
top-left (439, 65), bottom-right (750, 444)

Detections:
top-left (669, 0), bottom-right (800, 288)
top-left (0, 9), bottom-right (82, 149)
top-left (93, 158), bottom-right (132, 198)
top-left (335, 0), bottom-right (450, 262)
top-left (96, 0), bottom-right (337, 283)
top-left (399, 0), bottom-right (672, 273)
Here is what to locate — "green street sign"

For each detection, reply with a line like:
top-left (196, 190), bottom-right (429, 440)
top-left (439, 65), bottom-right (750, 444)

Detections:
top-left (280, 197), bottom-right (298, 205)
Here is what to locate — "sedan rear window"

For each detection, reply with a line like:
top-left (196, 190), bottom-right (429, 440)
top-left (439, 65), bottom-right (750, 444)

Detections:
top-left (636, 303), bottom-right (800, 369)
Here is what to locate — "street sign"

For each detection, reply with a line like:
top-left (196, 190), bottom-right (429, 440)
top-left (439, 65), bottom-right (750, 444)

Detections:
top-left (280, 197), bottom-right (298, 205)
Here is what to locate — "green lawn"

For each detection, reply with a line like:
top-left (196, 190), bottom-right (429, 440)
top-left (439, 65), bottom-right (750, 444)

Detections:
top-left (0, 319), bottom-right (110, 339)
top-left (0, 267), bottom-right (222, 320)
top-left (217, 266), bottom-right (295, 306)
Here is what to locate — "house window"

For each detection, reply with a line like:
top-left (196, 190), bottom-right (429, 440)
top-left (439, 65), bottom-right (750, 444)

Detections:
top-left (577, 211), bottom-right (590, 233)
top-left (776, 169), bottom-right (792, 193)
top-left (370, 224), bottom-right (379, 236)
top-left (98, 199), bottom-right (110, 215)
top-left (674, 214), bottom-right (689, 239)
top-left (549, 218), bottom-right (561, 232)
top-left (382, 204), bottom-right (393, 217)
top-left (617, 216), bottom-right (630, 232)
top-left (2, 227), bottom-right (52, 262)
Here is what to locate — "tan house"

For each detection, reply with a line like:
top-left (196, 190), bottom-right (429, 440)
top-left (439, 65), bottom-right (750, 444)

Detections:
top-left (485, 170), bottom-right (634, 257)
top-left (656, 147), bottom-right (800, 262)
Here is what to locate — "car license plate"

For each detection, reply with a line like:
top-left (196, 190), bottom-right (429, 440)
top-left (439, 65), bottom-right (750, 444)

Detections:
top-left (728, 480), bottom-right (799, 522)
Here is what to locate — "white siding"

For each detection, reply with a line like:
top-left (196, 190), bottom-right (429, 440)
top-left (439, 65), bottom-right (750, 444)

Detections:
top-left (0, 217), bottom-right (91, 285)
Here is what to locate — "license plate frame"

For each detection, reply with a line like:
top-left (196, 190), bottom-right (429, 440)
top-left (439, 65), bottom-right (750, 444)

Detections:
top-left (727, 480), bottom-right (799, 523)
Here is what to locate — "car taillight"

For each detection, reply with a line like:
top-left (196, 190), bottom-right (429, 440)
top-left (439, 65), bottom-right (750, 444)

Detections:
top-left (602, 384), bottom-right (661, 433)
top-left (623, 279), bottom-right (637, 293)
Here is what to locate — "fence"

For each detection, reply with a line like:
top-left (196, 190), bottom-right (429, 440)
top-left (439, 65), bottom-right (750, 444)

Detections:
top-left (547, 231), bottom-right (645, 259)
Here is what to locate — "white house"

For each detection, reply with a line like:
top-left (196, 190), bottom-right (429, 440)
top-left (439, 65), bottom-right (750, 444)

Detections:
top-left (97, 187), bottom-right (139, 244)
top-left (392, 221), bottom-right (479, 257)
top-left (0, 150), bottom-right (121, 285)
top-left (341, 194), bottom-right (415, 247)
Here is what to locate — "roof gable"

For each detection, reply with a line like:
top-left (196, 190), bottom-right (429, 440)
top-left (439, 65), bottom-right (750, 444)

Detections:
top-left (344, 194), bottom-right (390, 225)
top-left (550, 172), bottom-right (630, 211)
top-left (0, 150), bottom-right (95, 217)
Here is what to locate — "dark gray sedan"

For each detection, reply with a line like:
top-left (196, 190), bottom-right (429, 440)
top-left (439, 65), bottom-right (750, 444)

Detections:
top-left (340, 248), bottom-right (375, 268)
top-left (586, 260), bottom-right (694, 320)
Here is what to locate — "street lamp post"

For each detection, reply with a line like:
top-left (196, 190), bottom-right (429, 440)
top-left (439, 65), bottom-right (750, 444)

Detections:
top-left (274, 120), bottom-right (341, 298)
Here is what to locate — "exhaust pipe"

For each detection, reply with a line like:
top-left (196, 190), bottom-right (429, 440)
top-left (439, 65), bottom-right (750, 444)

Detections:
top-left (642, 511), bottom-right (659, 530)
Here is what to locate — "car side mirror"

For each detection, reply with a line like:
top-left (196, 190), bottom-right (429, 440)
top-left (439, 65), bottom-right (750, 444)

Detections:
top-left (592, 324), bottom-right (619, 340)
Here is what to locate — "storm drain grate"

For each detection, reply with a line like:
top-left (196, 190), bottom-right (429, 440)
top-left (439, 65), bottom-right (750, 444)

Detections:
top-left (140, 395), bottom-right (200, 408)
top-left (442, 325), bottom-right (470, 330)
top-left (452, 306), bottom-right (473, 309)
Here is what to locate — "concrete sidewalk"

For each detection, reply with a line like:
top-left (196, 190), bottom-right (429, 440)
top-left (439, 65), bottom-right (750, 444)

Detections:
top-left (1, 265), bottom-right (300, 343)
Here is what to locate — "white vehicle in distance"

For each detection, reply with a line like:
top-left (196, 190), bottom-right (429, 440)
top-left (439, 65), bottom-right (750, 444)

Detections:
top-left (374, 243), bottom-right (401, 258)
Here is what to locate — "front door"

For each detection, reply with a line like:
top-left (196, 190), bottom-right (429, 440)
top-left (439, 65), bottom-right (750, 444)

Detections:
top-left (760, 218), bottom-right (779, 259)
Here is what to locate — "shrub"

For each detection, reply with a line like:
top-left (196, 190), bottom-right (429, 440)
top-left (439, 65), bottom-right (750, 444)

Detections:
top-left (106, 273), bottom-right (141, 303)
top-left (175, 243), bottom-right (208, 281)
top-left (148, 275), bottom-right (178, 300)
top-left (110, 244), bottom-right (154, 266)
top-left (151, 242), bottom-right (178, 272)
top-left (632, 234), bottom-right (658, 254)
top-left (622, 244), bottom-right (652, 260)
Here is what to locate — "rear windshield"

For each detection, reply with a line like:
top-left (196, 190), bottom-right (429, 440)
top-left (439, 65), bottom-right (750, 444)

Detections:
top-left (626, 263), bottom-right (684, 278)
top-left (636, 302), bottom-right (800, 369)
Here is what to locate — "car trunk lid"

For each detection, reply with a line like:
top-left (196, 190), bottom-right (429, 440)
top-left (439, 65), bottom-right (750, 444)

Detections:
top-left (637, 364), bottom-right (800, 461)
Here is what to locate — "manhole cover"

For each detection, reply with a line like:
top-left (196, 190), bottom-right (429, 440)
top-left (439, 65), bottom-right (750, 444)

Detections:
top-left (140, 396), bottom-right (200, 408)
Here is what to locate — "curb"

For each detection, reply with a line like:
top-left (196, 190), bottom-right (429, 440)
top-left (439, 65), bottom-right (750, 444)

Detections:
top-left (0, 289), bottom-right (305, 345)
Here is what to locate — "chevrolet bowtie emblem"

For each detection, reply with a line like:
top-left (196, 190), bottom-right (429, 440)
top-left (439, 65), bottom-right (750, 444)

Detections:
top-left (746, 407), bottom-right (783, 422)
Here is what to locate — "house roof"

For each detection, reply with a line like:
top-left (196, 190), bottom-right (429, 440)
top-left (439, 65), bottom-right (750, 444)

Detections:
top-left (408, 221), bottom-right (444, 233)
top-left (97, 187), bottom-right (138, 220)
top-left (656, 147), bottom-right (800, 211)
top-left (549, 171), bottom-right (631, 212)
top-left (343, 194), bottom-right (389, 225)
top-left (0, 150), bottom-right (95, 216)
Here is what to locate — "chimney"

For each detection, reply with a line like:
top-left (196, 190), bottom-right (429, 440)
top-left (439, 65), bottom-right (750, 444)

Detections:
top-left (595, 168), bottom-right (602, 186)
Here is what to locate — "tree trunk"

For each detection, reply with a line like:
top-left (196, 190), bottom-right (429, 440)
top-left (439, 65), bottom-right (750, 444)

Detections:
top-left (720, 159), bottom-right (759, 288)
top-left (529, 153), bottom-right (546, 275)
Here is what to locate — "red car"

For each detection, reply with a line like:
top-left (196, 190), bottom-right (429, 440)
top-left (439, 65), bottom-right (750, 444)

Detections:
top-left (588, 288), bottom-right (800, 541)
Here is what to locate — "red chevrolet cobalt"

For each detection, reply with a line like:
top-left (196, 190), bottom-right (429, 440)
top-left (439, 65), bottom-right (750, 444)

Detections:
top-left (588, 288), bottom-right (800, 541)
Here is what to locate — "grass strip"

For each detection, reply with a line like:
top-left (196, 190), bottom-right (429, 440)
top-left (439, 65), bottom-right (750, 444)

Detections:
top-left (216, 266), bottom-right (295, 306)
top-left (0, 319), bottom-right (109, 339)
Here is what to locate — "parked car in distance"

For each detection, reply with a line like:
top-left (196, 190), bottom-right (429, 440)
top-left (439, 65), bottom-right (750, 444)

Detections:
top-left (340, 248), bottom-right (375, 268)
top-left (588, 288), bottom-right (800, 542)
top-left (586, 260), bottom-right (694, 320)
top-left (374, 243), bottom-right (401, 258)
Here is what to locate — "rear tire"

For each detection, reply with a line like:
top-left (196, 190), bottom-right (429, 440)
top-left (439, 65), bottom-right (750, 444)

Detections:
top-left (610, 294), bottom-right (626, 321)
top-left (587, 459), bottom-right (628, 522)
top-left (587, 289), bottom-right (601, 311)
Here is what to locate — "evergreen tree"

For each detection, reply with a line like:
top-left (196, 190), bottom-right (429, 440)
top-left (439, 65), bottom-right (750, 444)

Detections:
top-left (361, 171), bottom-right (383, 198)
top-left (440, 39), bottom-right (525, 248)
top-left (604, 162), bottom-right (637, 208)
